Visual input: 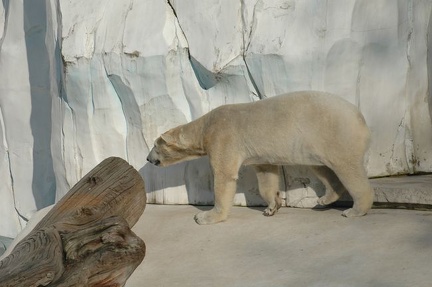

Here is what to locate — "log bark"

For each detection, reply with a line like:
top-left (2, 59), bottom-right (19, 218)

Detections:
top-left (0, 157), bottom-right (146, 287)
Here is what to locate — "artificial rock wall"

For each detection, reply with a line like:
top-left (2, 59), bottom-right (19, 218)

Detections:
top-left (1, 0), bottom-right (432, 238)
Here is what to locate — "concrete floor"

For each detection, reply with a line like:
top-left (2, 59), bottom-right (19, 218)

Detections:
top-left (127, 204), bottom-right (432, 287)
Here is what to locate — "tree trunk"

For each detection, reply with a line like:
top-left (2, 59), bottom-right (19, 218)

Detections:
top-left (0, 157), bottom-right (147, 287)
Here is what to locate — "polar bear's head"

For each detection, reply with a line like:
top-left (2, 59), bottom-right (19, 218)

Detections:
top-left (147, 127), bottom-right (205, 167)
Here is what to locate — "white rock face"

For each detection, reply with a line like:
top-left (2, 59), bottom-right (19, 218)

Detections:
top-left (1, 0), bottom-right (432, 238)
top-left (0, 0), bottom-right (60, 238)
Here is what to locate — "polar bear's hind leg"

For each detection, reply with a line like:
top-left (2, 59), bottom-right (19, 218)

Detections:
top-left (331, 163), bottom-right (374, 217)
top-left (311, 166), bottom-right (347, 206)
top-left (253, 164), bottom-right (282, 216)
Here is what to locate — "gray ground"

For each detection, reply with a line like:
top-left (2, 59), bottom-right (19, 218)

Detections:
top-left (1, 175), bottom-right (432, 286)
top-left (128, 204), bottom-right (432, 287)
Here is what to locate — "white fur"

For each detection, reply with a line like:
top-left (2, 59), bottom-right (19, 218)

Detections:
top-left (147, 91), bottom-right (374, 224)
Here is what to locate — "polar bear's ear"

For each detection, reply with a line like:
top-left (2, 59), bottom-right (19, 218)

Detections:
top-left (160, 133), bottom-right (176, 146)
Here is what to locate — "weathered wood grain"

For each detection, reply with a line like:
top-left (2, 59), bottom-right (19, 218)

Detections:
top-left (0, 157), bottom-right (146, 287)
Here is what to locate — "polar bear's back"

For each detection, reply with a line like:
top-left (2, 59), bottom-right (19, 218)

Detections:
top-left (207, 91), bottom-right (370, 166)
top-left (259, 91), bottom-right (362, 120)
top-left (220, 90), bottom-right (367, 134)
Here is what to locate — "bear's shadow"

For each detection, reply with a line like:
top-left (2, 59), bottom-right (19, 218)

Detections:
top-left (139, 158), bottom-right (352, 214)
top-left (140, 157), bottom-right (268, 212)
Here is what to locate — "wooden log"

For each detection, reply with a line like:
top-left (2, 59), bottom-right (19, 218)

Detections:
top-left (0, 157), bottom-right (146, 287)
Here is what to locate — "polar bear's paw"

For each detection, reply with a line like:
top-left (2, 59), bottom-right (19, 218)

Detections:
top-left (263, 202), bottom-right (281, 216)
top-left (317, 194), bottom-right (338, 206)
top-left (342, 208), bottom-right (366, 218)
top-left (194, 210), bottom-right (226, 225)
top-left (317, 196), bottom-right (330, 206)
top-left (263, 207), bottom-right (278, 216)
top-left (263, 196), bottom-right (282, 217)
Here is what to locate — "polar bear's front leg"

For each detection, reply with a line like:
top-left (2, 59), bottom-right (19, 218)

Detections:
top-left (194, 168), bottom-right (239, 225)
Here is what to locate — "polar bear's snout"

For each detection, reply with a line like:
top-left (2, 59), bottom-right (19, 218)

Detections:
top-left (147, 149), bottom-right (161, 166)
top-left (147, 157), bottom-right (160, 166)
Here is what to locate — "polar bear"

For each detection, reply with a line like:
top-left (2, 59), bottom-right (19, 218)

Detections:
top-left (147, 91), bottom-right (374, 224)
